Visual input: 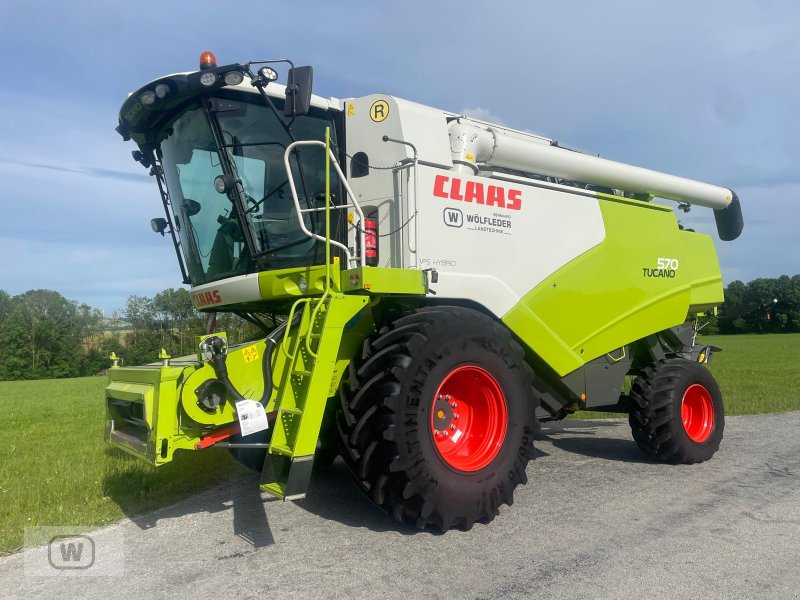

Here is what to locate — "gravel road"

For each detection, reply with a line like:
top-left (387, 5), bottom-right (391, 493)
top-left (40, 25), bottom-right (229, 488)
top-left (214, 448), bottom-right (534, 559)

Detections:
top-left (3, 413), bottom-right (799, 600)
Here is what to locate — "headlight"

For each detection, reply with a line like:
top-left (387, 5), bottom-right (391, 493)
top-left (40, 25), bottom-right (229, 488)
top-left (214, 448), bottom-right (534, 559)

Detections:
top-left (154, 83), bottom-right (170, 99)
top-left (223, 71), bottom-right (244, 86)
top-left (200, 72), bottom-right (217, 87)
top-left (214, 175), bottom-right (227, 194)
top-left (139, 91), bottom-right (156, 106)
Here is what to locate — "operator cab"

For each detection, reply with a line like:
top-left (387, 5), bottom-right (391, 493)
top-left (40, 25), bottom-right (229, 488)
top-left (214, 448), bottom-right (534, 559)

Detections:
top-left (117, 52), bottom-right (346, 287)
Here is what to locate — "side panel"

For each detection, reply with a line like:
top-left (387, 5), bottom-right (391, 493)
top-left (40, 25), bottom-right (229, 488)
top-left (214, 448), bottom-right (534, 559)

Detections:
top-left (343, 95), bottom-right (454, 269)
top-left (504, 198), bottom-right (724, 375)
top-left (187, 265), bottom-right (342, 310)
top-left (414, 166), bottom-right (607, 316)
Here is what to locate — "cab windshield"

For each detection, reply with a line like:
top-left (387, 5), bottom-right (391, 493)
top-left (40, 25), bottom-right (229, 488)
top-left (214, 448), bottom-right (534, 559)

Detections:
top-left (159, 96), bottom-right (341, 285)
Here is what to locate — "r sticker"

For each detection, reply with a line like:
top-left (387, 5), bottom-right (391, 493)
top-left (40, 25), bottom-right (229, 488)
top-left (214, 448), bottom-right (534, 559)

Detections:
top-left (242, 346), bottom-right (259, 363)
top-left (369, 100), bottom-right (389, 122)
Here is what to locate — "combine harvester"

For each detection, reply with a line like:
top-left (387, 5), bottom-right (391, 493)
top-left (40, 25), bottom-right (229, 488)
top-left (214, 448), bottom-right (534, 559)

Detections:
top-left (108, 51), bottom-right (743, 530)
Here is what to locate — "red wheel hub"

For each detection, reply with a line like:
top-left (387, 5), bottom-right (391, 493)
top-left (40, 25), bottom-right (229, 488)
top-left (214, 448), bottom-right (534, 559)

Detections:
top-left (430, 365), bottom-right (507, 471)
top-left (681, 383), bottom-right (715, 443)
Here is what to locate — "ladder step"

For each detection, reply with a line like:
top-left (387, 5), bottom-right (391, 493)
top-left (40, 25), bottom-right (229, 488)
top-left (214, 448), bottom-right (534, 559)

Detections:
top-left (269, 443), bottom-right (294, 457)
top-left (279, 407), bottom-right (302, 415)
top-left (293, 370), bottom-right (313, 377)
top-left (260, 481), bottom-right (286, 499)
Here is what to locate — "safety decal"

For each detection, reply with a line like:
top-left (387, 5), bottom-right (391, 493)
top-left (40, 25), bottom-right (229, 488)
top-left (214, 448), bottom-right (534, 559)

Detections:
top-left (242, 346), bottom-right (259, 363)
top-left (369, 100), bottom-right (389, 122)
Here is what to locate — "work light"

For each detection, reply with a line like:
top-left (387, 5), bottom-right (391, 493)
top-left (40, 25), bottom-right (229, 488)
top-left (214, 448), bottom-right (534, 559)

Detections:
top-left (259, 67), bottom-right (278, 82)
top-left (224, 71), bottom-right (244, 86)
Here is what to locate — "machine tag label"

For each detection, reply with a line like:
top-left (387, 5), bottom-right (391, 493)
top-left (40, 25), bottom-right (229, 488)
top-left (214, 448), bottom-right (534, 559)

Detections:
top-left (235, 400), bottom-right (269, 436)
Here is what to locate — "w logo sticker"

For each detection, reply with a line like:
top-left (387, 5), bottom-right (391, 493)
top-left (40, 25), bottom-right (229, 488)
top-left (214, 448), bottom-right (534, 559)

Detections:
top-left (443, 207), bottom-right (463, 228)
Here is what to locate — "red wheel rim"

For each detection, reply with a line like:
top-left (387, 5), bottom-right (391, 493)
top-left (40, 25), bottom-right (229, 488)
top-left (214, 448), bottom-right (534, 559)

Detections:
top-left (430, 365), bottom-right (508, 471)
top-left (681, 383), bottom-right (715, 443)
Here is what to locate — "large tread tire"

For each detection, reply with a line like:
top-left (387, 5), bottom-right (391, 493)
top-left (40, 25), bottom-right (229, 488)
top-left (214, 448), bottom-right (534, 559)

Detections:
top-left (628, 358), bottom-right (724, 464)
top-left (336, 306), bottom-right (539, 531)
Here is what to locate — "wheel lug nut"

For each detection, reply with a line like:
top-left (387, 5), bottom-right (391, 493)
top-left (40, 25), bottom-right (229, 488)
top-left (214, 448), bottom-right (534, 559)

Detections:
top-left (450, 402), bottom-right (457, 408)
top-left (434, 430), bottom-right (441, 436)
top-left (449, 424), bottom-right (456, 430)
top-left (453, 413), bottom-right (459, 420)
top-left (445, 395), bottom-right (451, 400)
top-left (443, 431), bottom-right (449, 437)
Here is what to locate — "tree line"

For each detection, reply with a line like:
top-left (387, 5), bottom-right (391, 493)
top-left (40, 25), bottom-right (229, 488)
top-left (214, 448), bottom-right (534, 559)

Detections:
top-left (712, 274), bottom-right (800, 334)
top-left (0, 273), bottom-right (798, 381)
top-left (0, 288), bottom-right (260, 381)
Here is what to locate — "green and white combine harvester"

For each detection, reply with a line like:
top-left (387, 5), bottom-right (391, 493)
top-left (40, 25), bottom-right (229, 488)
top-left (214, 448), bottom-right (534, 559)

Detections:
top-left (109, 51), bottom-right (744, 530)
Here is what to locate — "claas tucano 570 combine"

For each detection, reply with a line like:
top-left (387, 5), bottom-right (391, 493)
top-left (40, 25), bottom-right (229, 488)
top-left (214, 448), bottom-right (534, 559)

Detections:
top-left (108, 51), bottom-right (744, 530)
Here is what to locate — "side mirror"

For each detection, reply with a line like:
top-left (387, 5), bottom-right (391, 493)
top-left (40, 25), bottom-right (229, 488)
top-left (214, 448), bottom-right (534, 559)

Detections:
top-left (284, 66), bottom-right (313, 117)
top-left (150, 218), bottom-right (168, 236)
top-left (185, 199), bottom-right (202, 216)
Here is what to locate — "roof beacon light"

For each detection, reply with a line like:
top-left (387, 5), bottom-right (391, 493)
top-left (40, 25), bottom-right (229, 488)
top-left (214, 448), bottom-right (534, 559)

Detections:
top-left (199, 51), bottom-right (217, 70)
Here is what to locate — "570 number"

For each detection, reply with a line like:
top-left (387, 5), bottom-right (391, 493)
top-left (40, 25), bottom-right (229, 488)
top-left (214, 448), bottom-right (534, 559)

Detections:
top-left (657, 257), bottom-right (680, 270)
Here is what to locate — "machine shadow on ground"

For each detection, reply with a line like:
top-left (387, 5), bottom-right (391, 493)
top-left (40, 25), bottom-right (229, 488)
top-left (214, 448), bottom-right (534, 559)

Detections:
top-left (103, 420), bottom-right (650, 544)
top-left (540, 419), bottom-right (656, 464)
top-left (104, 459), bottom-right (424, 545)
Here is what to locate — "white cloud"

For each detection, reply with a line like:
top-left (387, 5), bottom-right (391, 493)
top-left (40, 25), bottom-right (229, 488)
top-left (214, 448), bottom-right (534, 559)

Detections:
top-left (459, 107), bottom-right (507, 126)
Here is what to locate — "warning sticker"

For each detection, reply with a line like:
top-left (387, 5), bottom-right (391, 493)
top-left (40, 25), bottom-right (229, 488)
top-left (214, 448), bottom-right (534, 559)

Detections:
top-left (236, 400), bottom-right (269, 436)
top-left (242, 346), bottom-right (259, 363)
top-left (369, 100), bottom-right (389, 122)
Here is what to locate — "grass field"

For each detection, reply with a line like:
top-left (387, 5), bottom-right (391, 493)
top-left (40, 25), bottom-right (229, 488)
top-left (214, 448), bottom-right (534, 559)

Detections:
top-left (0, 377), bottom-right (248, 555)
top-left (1, 333), bottom-right (798, 554)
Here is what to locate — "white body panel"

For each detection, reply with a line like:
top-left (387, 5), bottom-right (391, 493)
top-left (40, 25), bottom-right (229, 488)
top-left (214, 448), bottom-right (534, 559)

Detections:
top-left (190, 273), bottom-right (261, 309)
top-left (414, 167), bottom-right (606, 315)
top-left (338, 95), bottom-right (605, 316)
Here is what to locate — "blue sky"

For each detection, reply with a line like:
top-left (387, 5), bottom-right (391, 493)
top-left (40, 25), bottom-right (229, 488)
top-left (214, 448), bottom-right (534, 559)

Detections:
top-left (1, 1), bottom-right (798, 313)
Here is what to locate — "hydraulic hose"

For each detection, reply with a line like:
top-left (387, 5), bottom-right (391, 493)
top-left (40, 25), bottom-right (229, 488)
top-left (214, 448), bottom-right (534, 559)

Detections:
top-left (201, 311), bottom-right (303, 406)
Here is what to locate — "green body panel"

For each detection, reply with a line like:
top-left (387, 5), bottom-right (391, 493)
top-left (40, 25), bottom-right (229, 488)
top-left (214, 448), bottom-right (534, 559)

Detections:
top-left (503, 196), bottom-right (723, 376)
top-left (257, 263), bottom-right (341, 300)
top-left (104, 267), bottom-right (424, 477)
top-left (105, 363), bottom-right (198, 464)
top-left (342, 266), bottom-right (428, 294)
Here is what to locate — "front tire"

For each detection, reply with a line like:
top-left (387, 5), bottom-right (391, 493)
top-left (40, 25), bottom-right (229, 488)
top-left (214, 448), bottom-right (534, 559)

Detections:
top-left (336, 306), bottom-right (538, 530)
top-left (628, 358), bottom-right (725, 463)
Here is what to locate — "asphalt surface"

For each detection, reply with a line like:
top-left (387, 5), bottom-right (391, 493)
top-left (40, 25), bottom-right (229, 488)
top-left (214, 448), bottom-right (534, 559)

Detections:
top-left (3, 413), bottom-right (800, 600)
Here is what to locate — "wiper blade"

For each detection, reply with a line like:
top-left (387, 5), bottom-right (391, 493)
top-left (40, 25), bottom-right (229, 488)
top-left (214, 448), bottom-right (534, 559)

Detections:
top-left (244, 179), bottom-right (289, 215)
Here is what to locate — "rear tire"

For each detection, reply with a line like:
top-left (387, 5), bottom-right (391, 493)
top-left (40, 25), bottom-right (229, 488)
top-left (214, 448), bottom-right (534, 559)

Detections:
top-left (336, 306), bottom-right (538, 530)
top-left (628, 358), bottom-right (724, 463)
